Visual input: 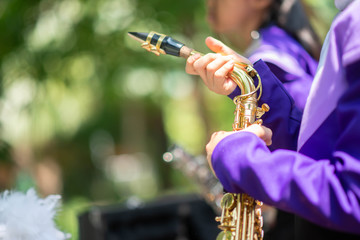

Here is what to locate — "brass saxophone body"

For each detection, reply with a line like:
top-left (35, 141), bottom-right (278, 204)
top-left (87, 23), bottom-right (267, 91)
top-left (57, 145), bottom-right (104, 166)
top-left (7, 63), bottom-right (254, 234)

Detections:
top-left (128, 31), bottom-right (269, 240)
top-left (215, 63), bottom-right (269, 240)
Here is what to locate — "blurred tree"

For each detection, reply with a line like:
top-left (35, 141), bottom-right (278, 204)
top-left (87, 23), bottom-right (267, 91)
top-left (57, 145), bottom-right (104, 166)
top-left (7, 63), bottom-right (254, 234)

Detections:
top-left (0, 0), bottom-right (206, 198)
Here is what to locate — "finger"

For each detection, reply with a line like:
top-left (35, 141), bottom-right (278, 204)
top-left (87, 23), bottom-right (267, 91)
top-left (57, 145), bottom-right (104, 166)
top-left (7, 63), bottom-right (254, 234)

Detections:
top-left (206, 150), bottom-right (216, 176)
top-left (263, 126), bottom-right (273, 146)
top-left (206, 139), bottom-right (215, 170)
top-left (206, 56), bottom-right (233, 89)
top-left (213, 59), bottom-right (235, 81)
top-left (206, 37), bottom-right (252, 65)
top-left (244, 124), bottom-right (272, 146)
top-left (205, 37), bottom-right (235, 55)
top-left (206, 55), bottom-right (232, 76)
top-left (206, 132), bottom-right (222, 175)
top-left (185, 53), bottom-right (202, 75)
top-left (205, 141), bottom-right (212, 155)
top-left (193, 53), bottom-right (218, 84)
top-left (214, 60), bottom-right (237, 95)
top-left (209, 131), bottom-right (222, 141)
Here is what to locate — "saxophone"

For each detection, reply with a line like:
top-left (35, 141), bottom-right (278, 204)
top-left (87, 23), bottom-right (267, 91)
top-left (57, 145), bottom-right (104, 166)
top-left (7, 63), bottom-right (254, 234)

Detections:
top-left (128, 31), bottom-right (269, 240)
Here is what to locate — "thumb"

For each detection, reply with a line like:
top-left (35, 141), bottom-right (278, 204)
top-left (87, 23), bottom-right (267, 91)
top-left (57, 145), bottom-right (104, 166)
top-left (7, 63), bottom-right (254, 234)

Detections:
top-left (205, 36), bottom-right (236, 55)
top-left (205, 37), bottom-right (252, 65)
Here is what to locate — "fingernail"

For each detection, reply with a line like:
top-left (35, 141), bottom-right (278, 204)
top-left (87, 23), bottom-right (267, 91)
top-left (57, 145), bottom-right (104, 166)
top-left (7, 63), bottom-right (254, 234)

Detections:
top-left (192, 53), bottom-right (201, 60)
top-left (188, 54), bottom-right (199, 63)
top-left (226, 60), bottom-right (234, 68)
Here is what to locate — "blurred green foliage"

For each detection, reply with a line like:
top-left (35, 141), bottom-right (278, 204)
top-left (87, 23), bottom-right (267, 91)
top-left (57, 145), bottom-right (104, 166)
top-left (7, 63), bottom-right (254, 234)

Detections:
top-left (0, 0), bottom-right (337, 238)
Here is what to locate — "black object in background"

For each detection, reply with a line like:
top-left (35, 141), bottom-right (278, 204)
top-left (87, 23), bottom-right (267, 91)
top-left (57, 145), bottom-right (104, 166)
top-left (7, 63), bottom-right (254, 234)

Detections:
top-left (78, 194), bottom-right (220, 240)
top-left (294, 216), bottom-right (360, 240)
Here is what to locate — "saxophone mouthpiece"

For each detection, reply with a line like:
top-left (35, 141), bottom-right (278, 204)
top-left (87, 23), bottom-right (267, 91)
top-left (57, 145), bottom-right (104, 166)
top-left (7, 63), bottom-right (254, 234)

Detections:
top-left (127, 31), bottom-right (186, 57)
top-left (127, 32), bottom-right (148, 43)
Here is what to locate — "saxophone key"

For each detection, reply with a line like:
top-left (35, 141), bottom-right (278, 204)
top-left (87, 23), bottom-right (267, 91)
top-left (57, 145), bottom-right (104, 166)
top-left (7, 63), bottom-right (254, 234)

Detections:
top-left (216, 230), bottom-right (233, 240)
top-left (255, 207), bottom-right (262, 216)
top-left (221, 193), bottom-right (237, 211)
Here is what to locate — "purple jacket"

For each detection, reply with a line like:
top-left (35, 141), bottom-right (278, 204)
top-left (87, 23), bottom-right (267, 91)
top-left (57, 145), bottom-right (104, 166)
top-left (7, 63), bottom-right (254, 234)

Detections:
top-left (214, 0), bottom-right (360, 235)
top-left (248, 24), bottom-right (318, 110)
top-left (230, 24), bottom-right (318, 111)
top-left (229, 24), bottom-right (318, 150)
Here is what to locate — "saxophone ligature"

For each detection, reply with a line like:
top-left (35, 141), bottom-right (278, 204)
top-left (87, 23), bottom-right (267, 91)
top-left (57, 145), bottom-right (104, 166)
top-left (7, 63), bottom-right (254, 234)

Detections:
top-left (128, 31), bottom-right (269, 240)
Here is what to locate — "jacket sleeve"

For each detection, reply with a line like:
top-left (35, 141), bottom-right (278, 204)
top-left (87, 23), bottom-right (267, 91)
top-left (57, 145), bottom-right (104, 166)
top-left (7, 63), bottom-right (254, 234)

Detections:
top-left (214, 60), bottom-right (360, 235)
top-left (228, 60), bottom-right (302, 151)
top-left (265, 61), bottom-right (313, 111)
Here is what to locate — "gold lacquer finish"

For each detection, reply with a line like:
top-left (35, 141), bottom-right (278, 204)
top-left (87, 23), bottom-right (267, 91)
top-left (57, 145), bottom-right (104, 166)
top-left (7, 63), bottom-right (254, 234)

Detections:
top-left (216, 57), bottom-right (269, 240)
top-left (129, 31), bottom-right (269, 240)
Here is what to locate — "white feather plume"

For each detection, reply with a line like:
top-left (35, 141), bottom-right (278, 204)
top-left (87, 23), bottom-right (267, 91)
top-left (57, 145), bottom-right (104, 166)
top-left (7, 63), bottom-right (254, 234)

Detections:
top-left (0, 188), bottom-right (70, 240)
